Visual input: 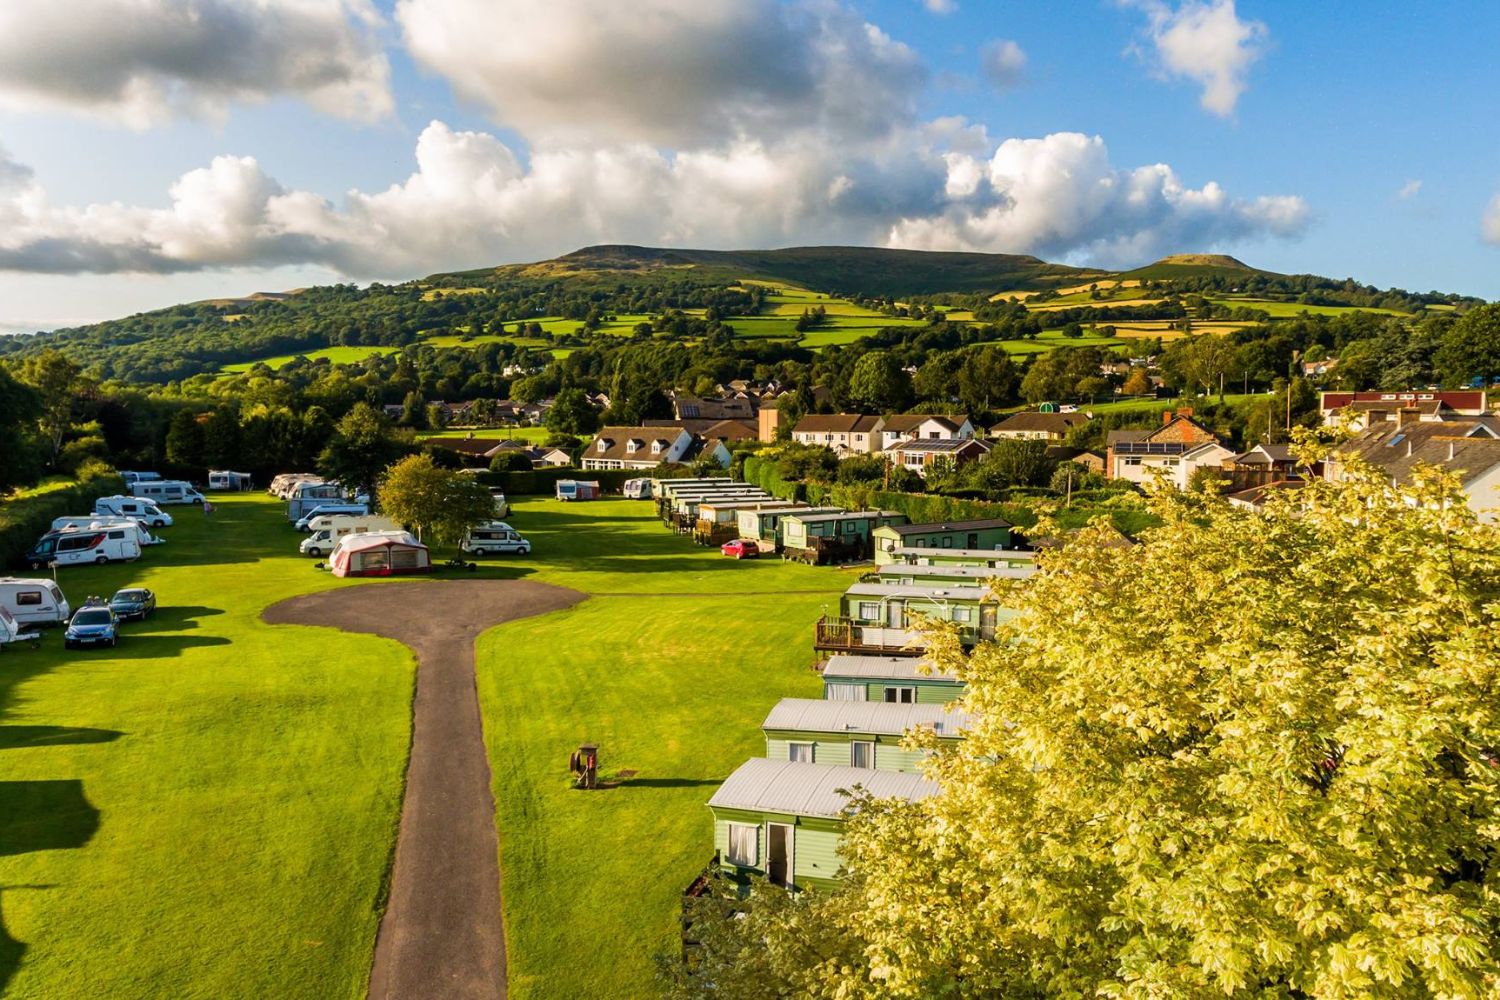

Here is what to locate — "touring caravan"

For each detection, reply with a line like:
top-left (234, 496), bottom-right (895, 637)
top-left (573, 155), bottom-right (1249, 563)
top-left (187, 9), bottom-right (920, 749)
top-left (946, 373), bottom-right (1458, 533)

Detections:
top-left (555, 479), bottom-right (601, 502)
top-left (26, 525), bottom-right (143, 568)
top-left (0, 577), bottom-right (70, 626)
top-left (268, 473), bottom-right (322, 498)
top-left (0, 605), bottom-right (41, 650)
top-left (131, 480), bottom-right (205, 506)
top-left (119, 471), bottom-right (162, 488)
top-left (51, 517), bottom-right (162, 547)
top-left (623, 478), bottom-right (653, 500)
top-left (208, 470), bottom-right (254, 491)
top-left (329, 531), bottom-right (431, 578)
top-left (299, 515), bottom-right (399, 557)
top-left (93, 495), bottom-right (173, 527)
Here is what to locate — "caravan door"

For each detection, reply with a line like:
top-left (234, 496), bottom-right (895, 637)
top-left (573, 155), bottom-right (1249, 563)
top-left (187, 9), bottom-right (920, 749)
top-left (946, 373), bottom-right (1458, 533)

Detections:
top-left (766, 823), bottom-right (794, 889)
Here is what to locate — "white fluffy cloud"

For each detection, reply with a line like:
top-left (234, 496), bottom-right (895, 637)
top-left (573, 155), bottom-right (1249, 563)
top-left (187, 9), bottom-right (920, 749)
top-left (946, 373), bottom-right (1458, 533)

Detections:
top-left (0, 0), bottom-right (391, 127)
top-left (395, 0), bottom-right (925, 146)
top-left (1397, 179), bottom-right (1423, 200)
top-left (922, 0), bottom-right (958, 13)
top-left (979, 40), bottom-right (1027, 91)
top-left (1483, 194), bottom-right (1500, 246)
top-left (0, 125), bottom-right (1308, 278)
top-left (887, 131), bottom-right (1307, 265)
top-left (1131, 0), bottom-right (1267, 116)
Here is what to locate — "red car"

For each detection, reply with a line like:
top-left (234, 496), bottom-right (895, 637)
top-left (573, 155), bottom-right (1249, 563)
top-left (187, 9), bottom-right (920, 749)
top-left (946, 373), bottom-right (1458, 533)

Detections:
top-left (721, 538), bottom-right (760, 559)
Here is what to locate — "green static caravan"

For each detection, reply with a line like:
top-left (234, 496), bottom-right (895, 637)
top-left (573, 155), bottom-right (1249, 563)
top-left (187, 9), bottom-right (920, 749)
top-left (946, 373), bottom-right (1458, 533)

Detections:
top-left (762, 697), bottom-right (969, 773)
top-left (692, 499), bottom-right (802, 547)
top-left (875, 562), bottom-right (1034, 587)
top-left (651, 477), bottom-right (736, 520)
top-left (888, 545), bottom-right (1040, 570)
top-left (666, 488), bottom-right (773, 532)
top-left (707, 758), bottom-right (936, 891)
top-left (871, 519), bottom-right (1015, 566)
top-left (780, 510), bottom-right (908, 566)
top-left (735, 505), bottom-right (844, 551)
top-left (815, 581), bottom-right (1010, 656)
top-left (820, 652), bottom-right (965, 704)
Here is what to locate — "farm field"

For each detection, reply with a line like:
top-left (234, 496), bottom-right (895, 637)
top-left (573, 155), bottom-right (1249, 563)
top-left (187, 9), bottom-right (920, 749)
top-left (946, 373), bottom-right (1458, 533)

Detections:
top-left (219, 344), bottom-right (401, 372)
top-left (414, 426), bottom-right (558, 443)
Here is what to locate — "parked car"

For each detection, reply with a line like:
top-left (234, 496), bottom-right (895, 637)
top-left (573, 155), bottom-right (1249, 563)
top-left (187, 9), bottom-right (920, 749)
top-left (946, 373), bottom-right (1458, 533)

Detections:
top-left (108, 588), bottom-right (157, 621)
top-left (65, 600), bottom-right (119, 649)
top-left (461, 522), bottom-right (531, 556)
top-left (721, 538), bottom-right (760, 559)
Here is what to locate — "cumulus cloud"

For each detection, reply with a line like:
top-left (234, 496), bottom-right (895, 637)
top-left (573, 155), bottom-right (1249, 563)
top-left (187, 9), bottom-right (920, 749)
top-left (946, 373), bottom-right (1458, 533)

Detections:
top-left (979, 39), bottom-right (1027, 91)
top-left (395, 0), bottom-right (925, 146)
top-left (923, 0), bottom-right (958, 13)
top-left (1484, 194), bottom-right (1500, 246)
top-left (0, 0), bottom-right (391, 127)
top-left (1396, 179), bottom-right (1422, 200)
top-left (1130, 0), bottom-right (1267, 116)
top-left (886, 131), bottom-right (1307, 265)
top-left (0, 125), bottom-right (1309, 278)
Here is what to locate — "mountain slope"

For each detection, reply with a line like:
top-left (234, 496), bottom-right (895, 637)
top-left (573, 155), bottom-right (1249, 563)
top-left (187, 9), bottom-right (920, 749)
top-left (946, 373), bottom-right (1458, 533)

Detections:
top-left (1118, 254), bottom-right (1277, 282)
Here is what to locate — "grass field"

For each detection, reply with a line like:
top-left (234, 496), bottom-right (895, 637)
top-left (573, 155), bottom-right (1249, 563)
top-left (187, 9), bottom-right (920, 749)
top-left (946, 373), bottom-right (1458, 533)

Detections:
top-left (414, 426), bottom-right (559, 443)
top-left (220, 345), bottom-right (401, 372)
top-left (0, 493), bottom-right (416, 999)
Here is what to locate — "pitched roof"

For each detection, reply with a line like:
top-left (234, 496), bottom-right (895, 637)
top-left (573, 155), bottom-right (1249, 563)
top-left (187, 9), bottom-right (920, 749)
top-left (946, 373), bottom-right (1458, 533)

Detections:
top-left (706, 758), bottom-right (937, 817)
top-left (424, 436), bottom-right (502, 457)
top-left (586, 426), bottom-right (685, 464)
top-left (1226, 480), bottom-right (1308, 507)
top-left (1333, 419), bottom-right (1500, 487)
top-left (879, 413), bottom-right (969, 433)
top-left (989, 411), bottom-right (1089, 434)
top-left (885, 518), bottom-right (1011, 535)
top-left (1232, 443), bottom-right (1295, 464)
top-left (793, 413), bottom-right (881, 434)
top-left (762, 697), bottom-right (970, 737)
top-left (886, 438), bottom-right (990, 454)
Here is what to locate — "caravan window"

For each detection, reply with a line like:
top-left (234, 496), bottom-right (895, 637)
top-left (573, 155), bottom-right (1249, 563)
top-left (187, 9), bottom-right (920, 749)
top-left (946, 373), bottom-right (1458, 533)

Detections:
top-left (788, 742), bottom-right (814, 764)
top-left (16, 591), bottom-right (42, 606)
top-left (851, 741), bottom-right (874, 769)
top-left (726, 824), bottom-right (759, 867)
top-left (952, 607), bottom-right (973, 623)
top-left (59, 535), bottom-right (99, 552)
top-left (883, 686), bottom-right (916, 704)
top-left (107, 530), bottom-right (126, 540)
top-left (857, 601), bottom-right (879, 620)
top-left (825, 683), bottom-right (865, 701)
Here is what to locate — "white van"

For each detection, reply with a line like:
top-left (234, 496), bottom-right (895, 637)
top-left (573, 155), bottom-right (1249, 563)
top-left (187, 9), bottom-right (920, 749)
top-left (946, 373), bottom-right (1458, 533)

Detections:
top-left (132, 480), bottom-right (205, 506)
top-left (461, 521), bottom-right (531, 556)
top-left (0, 577), bottom-right (70, 626)
top-left (294, 503), bottom-right (370, 531)
top-left (52, 516), bottom-right (162, 547)
top-left (26, 525), bottom-right (142, 568)
top-left (93, 495), bottom-right (173, 527)
top-left (208, 470), bottom-right (254, 491)
top-left (300, 515), bottom-right (399, 557)
top-left (119, 471), bottom-right (162, 487)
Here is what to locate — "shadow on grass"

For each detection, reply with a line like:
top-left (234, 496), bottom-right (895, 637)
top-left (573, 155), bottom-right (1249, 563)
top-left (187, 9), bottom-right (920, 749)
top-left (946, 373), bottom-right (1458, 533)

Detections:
top-left (104, 634), bottom-right (231, 660)
top-left (0, 726), bottom-right (123, 750)
top-left (121, 606), bottom-right (225, 635)
top-left (0, 780), bottom-right (99, 858)
top-left (0, 888), bottom-right (24, 994)
top-left (607, 777), bottom-right (723, 790)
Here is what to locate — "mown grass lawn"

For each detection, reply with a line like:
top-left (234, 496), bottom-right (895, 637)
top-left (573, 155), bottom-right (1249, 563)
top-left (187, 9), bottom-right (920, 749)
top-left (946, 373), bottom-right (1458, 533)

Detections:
top-left (470, 499), bottom-right (851, 998)
top-left (0, 493), bottom-right (416, 999)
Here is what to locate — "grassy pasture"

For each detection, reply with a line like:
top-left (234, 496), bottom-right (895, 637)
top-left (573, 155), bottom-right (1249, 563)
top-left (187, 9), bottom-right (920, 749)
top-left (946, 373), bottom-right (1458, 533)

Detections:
top-left (220, 344), bottom-right (400, 372)
top-left (1206, 296), bottom-right (1410, 318)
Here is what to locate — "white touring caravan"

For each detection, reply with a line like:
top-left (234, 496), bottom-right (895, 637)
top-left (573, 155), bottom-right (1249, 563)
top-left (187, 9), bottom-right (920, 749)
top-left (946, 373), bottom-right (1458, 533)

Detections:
top-left (0, 605), bottom-right (41, 650)
top-left (208, 470), bottom-right (254, 491)
top-left (93, 495), bottom-right (173, 527)
top-left (623, 478), bottom-right (653, 500)
top-left (52, 516), bottom-right (163, 547)
top-left (0, 577), bottom-right (70, 626)
top-left (26, 525), bottom-right (142, 568)
top-left (131, 480), bottom-right (205, 506)
top-left (300, 515), bottom-right (399, 557)
top-left (269, 473), bottom-right (322, 499)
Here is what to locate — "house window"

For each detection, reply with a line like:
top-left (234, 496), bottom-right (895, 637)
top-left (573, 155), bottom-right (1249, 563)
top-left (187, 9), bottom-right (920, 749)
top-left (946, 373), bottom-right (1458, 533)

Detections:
top-left (596, 441), bottom-right (606, 452)
top-left (727, 823), bottom-right (759, 866)
top-left (1124, 457), bottom-right (1142, 467)
top-left (857, 601), bottom-right (879, 620)
top-left (788, 742), bottom-right (814, 763)
top-left (626, 441), bottom-right (637, 454)
top-left (851, 741), bottom-right (874, 769)
top-left (952, 607), bottom-right (973, 623)
top-left (883, 686), bottom-right (916, 704)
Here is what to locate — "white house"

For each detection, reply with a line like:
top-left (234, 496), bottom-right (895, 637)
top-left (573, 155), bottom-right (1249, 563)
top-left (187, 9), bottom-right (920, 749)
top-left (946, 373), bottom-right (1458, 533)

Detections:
top-left (875, 414), bottom-right (975, 451)
top-left (581, 426), bottom-right (695, 470)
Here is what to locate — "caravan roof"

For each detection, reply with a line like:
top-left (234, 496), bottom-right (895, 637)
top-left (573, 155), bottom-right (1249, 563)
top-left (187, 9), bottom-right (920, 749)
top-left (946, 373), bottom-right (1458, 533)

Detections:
top-left (843, 582), bottom-right (991, 600)
top-left (762, 697), bottom-right (970, 737)
top-left (820, 654), bottom-right (960, 684)
top-left (707, 758), bottom-right (936, 817)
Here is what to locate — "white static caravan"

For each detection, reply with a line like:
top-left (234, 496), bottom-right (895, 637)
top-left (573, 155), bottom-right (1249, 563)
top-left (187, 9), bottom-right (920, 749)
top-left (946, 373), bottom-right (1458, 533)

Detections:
top-left (208, 470), bottom-right (254, 491)
top-left (93, 495), bottom-right (173, 528)
top-left (131, 480), bottom-right (205, 506)
top-left (0, 577), bottom-right (71, 626)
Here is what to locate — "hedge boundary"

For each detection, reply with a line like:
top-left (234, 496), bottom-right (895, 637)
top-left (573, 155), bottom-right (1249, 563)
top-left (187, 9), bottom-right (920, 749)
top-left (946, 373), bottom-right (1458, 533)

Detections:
top-left (0, 469), bottom-right (126, 569)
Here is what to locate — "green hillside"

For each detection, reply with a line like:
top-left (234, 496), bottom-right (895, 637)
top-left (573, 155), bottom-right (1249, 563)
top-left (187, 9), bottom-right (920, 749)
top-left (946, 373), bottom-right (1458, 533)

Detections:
top-left (1117, 253), bottom-right (1275, 282)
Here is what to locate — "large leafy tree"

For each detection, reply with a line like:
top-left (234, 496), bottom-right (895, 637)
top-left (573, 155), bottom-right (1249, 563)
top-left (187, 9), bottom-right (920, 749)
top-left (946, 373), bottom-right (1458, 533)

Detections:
top-left (846, 351), bottom-right (912, 413)
top-left (667, 459), bottom-right (1500, 999)
top-left (378, 454), bottom-right (496, 544)
top-left (545, 387), bottom-right (601, 436)
top-left (1435, 302), bottom-right (1500, 387)
top-left (16, 348), bottom-right (88, 467)
top-left (317, 402), bottom-right (408, 503)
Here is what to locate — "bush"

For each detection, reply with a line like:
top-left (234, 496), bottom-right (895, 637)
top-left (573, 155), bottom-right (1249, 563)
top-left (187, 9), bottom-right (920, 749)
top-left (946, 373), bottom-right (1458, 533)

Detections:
top-left (489, 451), bottom-right (534, 472)
top-left (0, 464), bottom-right (124, 569)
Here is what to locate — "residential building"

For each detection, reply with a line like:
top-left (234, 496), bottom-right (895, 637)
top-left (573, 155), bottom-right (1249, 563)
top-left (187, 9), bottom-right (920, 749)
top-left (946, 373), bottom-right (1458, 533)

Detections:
top-left (581, 426), bottom-right (697, 471)
top-left (1106, 410), bottom-right (1234, 489)
top-left (875, 413), bottom-right (974, 450)
top-left (757, 397), bottom-right (785, 442)
top-left (671, 393), bottom-right (756, 422)
top-left (791, 414), bottom-right (880, 455)
top-left (1324, 416), bottom-right (1500, 523)
top-left (885, 437), bottom-right (990, 477)
top-left (1226, 480), bottom-right (1308, 512)
top-left (1319, 390), bottom-right (1488, 429)
top-left (988, 411), bottom-right (1089, 441)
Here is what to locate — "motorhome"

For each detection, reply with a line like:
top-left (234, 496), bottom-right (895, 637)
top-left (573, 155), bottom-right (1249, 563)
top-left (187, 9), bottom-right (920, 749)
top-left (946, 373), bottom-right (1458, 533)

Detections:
top-left (119, 471), bottom-right (162, 487)
top-left (286, 481), bottom-right (349, 522)
top-left (51, 517), bottom-right (162, 548)
top-left (0, 577), bottom-right (70, 626)
top-left (26, 525), bottom-right (143, 568)
top-left (461, 522), bottom-right (531, 556)
top-left (623, 478), bottom-right (653, 500)
top-left (268, 473), bottom-right (322, 498)
top-left (299, 515), bottom-right (399, 557)
top-left (131, 480), bottom-right (205, 506)
top-left (208, 470), bottom-right (254, 491)
top-left (93, 495), bottom-right (173, 527)
top-left (555, 479), bottom-right (601, 501)
top-left (293, 503), bottom-right (370, 531)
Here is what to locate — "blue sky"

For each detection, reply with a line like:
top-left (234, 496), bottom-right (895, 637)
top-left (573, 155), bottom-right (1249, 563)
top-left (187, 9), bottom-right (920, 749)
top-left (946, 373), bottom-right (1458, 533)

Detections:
top-left (0, 0), bottom-right (1495, 334)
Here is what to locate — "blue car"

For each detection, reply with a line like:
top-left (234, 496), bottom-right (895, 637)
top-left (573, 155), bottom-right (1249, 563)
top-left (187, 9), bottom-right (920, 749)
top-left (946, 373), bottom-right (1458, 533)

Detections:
top-left (65, 602), bottom-right (119, 650)
top-left (108, 588), bottom-right (156, 621)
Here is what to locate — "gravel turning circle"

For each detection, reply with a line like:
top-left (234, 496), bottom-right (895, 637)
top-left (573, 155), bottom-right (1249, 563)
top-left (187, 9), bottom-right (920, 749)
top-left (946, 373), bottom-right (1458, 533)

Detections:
top-left (263, 579), bottom-right (586, 1000)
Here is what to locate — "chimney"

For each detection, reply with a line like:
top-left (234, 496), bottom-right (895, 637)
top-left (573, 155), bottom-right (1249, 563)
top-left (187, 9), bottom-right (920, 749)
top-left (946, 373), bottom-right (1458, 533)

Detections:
top-left (1163, 410), bottom-right (1173, 426)
top-left (1449, 441), bottom-right (1456, 461)
top-left (1407, 439), bottom-right (1413, 457)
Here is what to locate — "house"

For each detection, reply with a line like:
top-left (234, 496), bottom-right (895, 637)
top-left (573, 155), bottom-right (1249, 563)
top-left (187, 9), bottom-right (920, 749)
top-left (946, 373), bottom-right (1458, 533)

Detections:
top-left (791, 414), bottom-right (881, 455)
top-left (671, 393), bottom-right (756, 422)
top-left (424, 436), bottom-right (502, 461)
top-left (820, 653), bottom-right (965, 704)
top-left (875, 414), bottom-right (975, 450)
top-left (1106, 409), bottom-right (1234, 489)
top-left (887, 546), bottom-right (1038, 570)
top-left (1226, 479), bottom-right (1308, 512)
top-left (884, 437), bottom-right (991, 477)
top-left (780, 510), bottom-right (907, 565)
top-left (707, 758), bottom-right (936, 890)
top-left (814, 582), bottom-right (1007, 656)
top-left (871, 519), bottom-right (1013, 565)
top-left (1221, 443), bottom-right (1312, 490)
top-left (735, 506), bottom-right (844, 551)
top-left (1318, 390), bottom-right (1488, 428)
top-left (988, 411), bottom-right (1089, 441)
top-left (757, 397), bottom-right (785, 443)
top-left (1324, 416), bottom-right (1500, 523)
top-left (762, 698), bottom-right (969, 772)
top-left (1045, 446), bottom-right (1106, 474)
top-left (582, 426), bottom-right (695, 470)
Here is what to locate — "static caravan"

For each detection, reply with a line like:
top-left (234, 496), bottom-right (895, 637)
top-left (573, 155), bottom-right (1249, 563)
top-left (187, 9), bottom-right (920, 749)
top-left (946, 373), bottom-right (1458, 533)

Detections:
top-left (555, 479), bottom-right (601, 501)
top-left (814, 582), bottom-right (1007, 656)
top-left (51, 517), bottom-right (161, 548)
top-left (299, 515), bottom-right (399, 557)
top-left (871, 519), bottom-right (1014, 566)
top-left (820, 653), bottom-right (965, 704)
top-left (328, 531), bottom-right (431, 578)
top-left (875, 563), bottom-right (1034, 586)
top-left (707, 758), bottom-right (936, 891)
top-left (651, 478), bottom-right (740, 519)
top-left (762, 698), bottom-right (969, 772)
top-left (0, 577), bottom-right (70, 626)
top-left (93, 495), bottom-right (173, 528)
top-left (693, 500), bottom-right (802, 546)
top-left (208, 470), bottom-right (254, 491)
top-left (26, 525), bottom-right (141, 568)
top-left (132, 480), bottom-right (205, 506)
top-left (286, 482), bottom-right (348, 522)
top-left (890, 546), bottom-right (1038, 570)
top-left (734, 505), bottom-right (840, 551)
top-left (663, 488), bottom-right (771, 532)
top-left (780, 511), bottom-right (907, 566)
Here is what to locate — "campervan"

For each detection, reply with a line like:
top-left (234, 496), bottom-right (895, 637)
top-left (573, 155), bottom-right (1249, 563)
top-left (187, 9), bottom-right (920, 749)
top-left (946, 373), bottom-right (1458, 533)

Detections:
top-left (300, 515), bottom-right (399, 557)
top-left (131, 480), bottom-right (205, 506)
top-left (0, 605), bottom-right (40, 650)
top-left (286, 481), bottom-right (348, 521)
top-left (51, 517), bottom-right (162, 547)
top-left (623, 478), bottom-right (653, 500)
top-left (26, 525), bottom-right (142, 568)
top-left (93, 495), bottom-right (173, 527)
top-left (0, 577), bottom-right (70, 626)
top-left (208, 470), bottom-right (254, 491)
top-left (119, 471), bottom-right (162, 488)
top-left (461, 522), bottom-right (531, 556)
top-left (555, 479), bottom-right (601, 501)
top-left (293, 503), bottom-right (370, 531)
